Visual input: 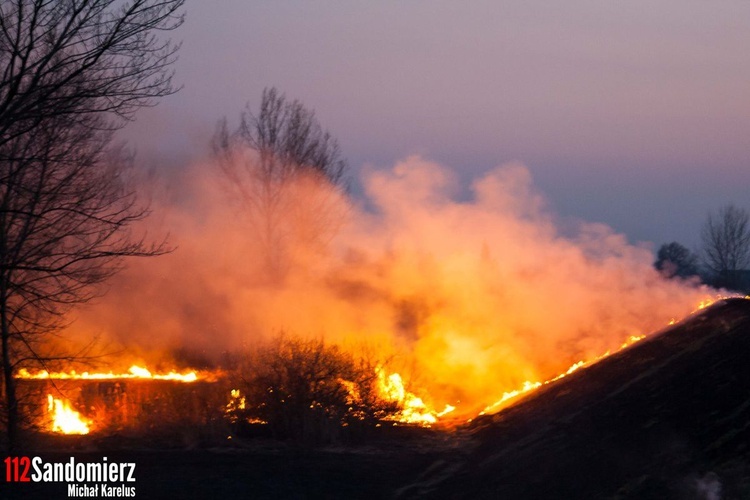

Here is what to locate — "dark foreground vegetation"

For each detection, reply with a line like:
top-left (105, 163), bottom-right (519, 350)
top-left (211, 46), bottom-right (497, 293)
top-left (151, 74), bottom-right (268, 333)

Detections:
top-left (0, 426), bottom-right (457, 499)
top-left (4, 335), bottom-right (406, 450)
top-left (3, 299), bottom-right (750, 499)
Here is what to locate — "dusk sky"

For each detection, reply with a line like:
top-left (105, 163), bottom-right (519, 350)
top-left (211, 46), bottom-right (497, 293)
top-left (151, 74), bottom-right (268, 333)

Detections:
top-left (123, 1), bottom-right (750, 248)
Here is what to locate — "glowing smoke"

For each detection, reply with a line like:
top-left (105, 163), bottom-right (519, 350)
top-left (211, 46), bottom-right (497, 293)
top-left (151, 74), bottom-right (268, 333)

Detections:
top-left (68, 154), bottom-right (712, 414)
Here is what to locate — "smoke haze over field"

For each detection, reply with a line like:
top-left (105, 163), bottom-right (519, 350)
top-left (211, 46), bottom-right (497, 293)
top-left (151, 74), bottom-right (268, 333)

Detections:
top-left (70, 155), bottom-right (714, 413)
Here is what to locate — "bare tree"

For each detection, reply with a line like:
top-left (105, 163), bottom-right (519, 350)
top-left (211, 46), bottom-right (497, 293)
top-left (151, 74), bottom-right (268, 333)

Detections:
top-left (213, 87), bottom-right (348, 281)
top-left (0, 0), bottom-right (184, 451)
top-left (654, 242), bottom-right (699, 279)
top-left (0, 0), bottom-right (183, 142)
top-left (215, 87), bottom-right (347, 187)
top-left (701, 204), bottom-right (750, 289)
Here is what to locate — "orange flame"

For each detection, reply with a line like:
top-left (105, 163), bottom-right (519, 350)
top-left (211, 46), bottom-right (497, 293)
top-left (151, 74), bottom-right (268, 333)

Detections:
top-left (46, 395), bottom-right (90, 435)
top-left (21, 365), bottom-right (214, 435)
top-left (225, 388), bottom-right (266, 425)
top-left (376, 367), bottom-right (454, 425)
top-left (26, 294), bottom-right (748, 434)
top-left (17, 364), bottom-right (208, 382)
top-left (477, 295), bottom-right (735, 418)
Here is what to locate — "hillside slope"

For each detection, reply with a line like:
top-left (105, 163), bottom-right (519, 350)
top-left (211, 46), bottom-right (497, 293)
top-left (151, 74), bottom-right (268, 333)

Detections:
top-left (399, 298), bottom-right (750, 499)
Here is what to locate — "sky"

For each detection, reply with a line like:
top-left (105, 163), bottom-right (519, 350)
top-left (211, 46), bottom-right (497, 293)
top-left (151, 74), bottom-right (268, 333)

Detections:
top-left (122, 1), bottom-right (750, 249)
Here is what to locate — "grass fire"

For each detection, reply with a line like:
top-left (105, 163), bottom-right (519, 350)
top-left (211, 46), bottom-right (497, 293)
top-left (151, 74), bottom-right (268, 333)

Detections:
top-left (4, 154), bottom-right (734, 449)
top-left (49, 158), bottom-right (722, 428)
top-left (8, 296), bottom-right (750, 499)
top-left (4, 138), bottom-right (741, 498)
top-left (14, 348), bottom-right (458, 440)
top-left (12, 294), bottom-right (731, 443)
top-left (46, 395), bottom-right (90, 435)
top-left (4, 2), bottom-right (750, 498)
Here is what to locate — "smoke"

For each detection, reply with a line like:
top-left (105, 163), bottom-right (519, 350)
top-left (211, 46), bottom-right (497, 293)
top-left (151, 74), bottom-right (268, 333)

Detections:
top-left (68, 154), bottom-right (712, 414)
top-left (690, 472), bottom-right (723, 500)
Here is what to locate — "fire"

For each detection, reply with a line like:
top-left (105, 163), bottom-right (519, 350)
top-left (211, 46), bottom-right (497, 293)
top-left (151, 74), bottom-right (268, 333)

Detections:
top-left (372, 296), bottom-right (732, 424)
top-left (376, 367), bottom-right (454, 426)
top-left (223, 369), bottom-right (455, 428)
top-left (24, 294), bottom-right (748, 436)
top-left (17, 364), bottom-right (218, 435)
top-left (225, 388), bottom-right (264, 425)
top-left (225, 295), bottom-right (739, 429)
top-left (478, 295), bottom-right (734, 418)
top-left (17, 364), bottom-right (207, 382)
top-left (47, 395), bottom-right (91, 435)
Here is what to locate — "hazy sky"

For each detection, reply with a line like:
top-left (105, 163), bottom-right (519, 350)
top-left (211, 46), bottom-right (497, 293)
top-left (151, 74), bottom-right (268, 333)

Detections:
top-left (123, 1), bottom-right (750, 248)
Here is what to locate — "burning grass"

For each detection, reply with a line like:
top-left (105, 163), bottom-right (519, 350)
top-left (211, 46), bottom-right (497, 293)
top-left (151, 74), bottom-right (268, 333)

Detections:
top-left (65, 158), bottom-right (725, 428)
top-left (16, 365), bottom-right (214, 383)
top-left (14, 375), bottom-right (232, 446)
top-left (9, 295), bottom-right (739, 448)
top-left (474, 294), bottom-right (736, 417)
top-left (46, 395), bottom-right (91, 435)
top-left (11, 338), bottom-right (453, 446)
top-left (224, 335), bottom-right (451, 444)
top-left (6, 299), bottom-right (750, 499)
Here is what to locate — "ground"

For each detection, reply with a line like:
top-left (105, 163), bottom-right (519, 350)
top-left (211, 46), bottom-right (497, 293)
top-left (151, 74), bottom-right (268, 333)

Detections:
top-left (0, 428), bottom-right (456, 499)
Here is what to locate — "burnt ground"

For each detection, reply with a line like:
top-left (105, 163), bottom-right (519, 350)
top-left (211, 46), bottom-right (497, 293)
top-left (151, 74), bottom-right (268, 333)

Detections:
top-left (2, 298), bottom-right (750, 499)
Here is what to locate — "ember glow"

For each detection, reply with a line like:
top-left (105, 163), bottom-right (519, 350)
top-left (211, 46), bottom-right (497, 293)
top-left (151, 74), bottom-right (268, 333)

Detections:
top-left (47, 395), bottom-right (91, 435)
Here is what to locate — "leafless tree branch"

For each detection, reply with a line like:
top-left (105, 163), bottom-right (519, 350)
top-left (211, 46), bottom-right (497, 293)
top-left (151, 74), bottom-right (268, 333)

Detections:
top-left (0, 0), bottom-right (184, 452)
top-left (213, 87), bottom-right (348, 283)
top-left (701, 204), bottom-right (750, 289)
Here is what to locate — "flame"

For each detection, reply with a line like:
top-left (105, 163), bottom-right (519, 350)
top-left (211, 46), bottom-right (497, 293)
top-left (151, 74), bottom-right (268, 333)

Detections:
top-left (375, 295), bottom-right (731, 424)
top-left (225, 295), bottom-right (740, 429)
top-left (224, 389), bottom-right (268, 425)
top-left (25, 294), bottom-right (749, 435)
top-left (376, 367), bottom-right (454, 426)
top-left (17, 364), bottom-right (206, 382)
top-left (477, 295), bottom-right (736, 417)
top-left (46, 395), bottom-right (90, 435)
top-left (223, 370), bottom-right (455, 428)
top-left (228, 388), bottom-right (246, 410)
top-left (20, 365), bottom-right (219, 435)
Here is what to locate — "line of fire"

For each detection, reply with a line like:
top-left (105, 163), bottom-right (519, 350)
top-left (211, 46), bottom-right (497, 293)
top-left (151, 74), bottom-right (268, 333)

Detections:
top-left (10, 295), bottom-right (729, 442)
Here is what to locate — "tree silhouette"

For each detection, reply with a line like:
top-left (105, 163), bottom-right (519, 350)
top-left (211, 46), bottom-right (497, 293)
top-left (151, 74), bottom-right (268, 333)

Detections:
top-left (654, 242), bottom-right (699, 279)
top-left (0, 0), bottom-right (184, 451)
top-left (213, 87), bottom-right (347, 281)
top-left (701, 204), bottom-right (750, 289)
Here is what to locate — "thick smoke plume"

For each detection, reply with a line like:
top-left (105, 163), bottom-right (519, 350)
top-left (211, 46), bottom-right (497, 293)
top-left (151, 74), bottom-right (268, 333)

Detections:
top-left (68, 154), bottom-right (712, 415)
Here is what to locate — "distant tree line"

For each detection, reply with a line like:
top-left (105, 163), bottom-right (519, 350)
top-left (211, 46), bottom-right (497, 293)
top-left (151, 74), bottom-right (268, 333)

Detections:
top-left (655, 204), bottom-right (750, 292)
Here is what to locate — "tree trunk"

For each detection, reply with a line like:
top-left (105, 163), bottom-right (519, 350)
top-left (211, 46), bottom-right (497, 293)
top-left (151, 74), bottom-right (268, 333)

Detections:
top-left (1, 295), bottom-right (18, 453)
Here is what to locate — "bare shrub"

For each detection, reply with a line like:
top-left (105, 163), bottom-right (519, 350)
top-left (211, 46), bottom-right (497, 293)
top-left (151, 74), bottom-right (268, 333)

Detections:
top-left (229, 335), bottom-right (399, 445)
